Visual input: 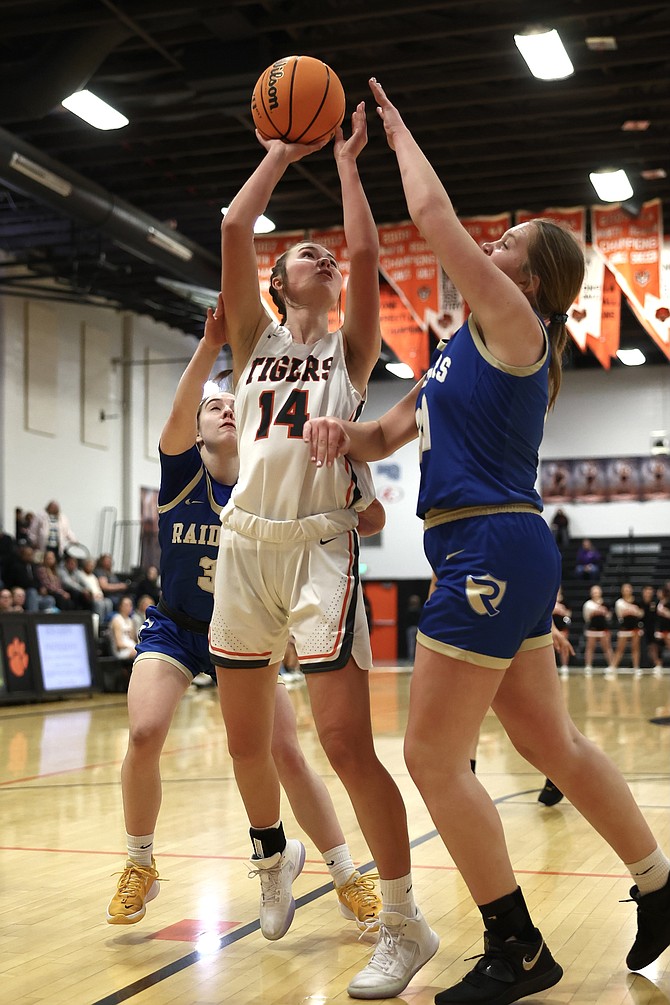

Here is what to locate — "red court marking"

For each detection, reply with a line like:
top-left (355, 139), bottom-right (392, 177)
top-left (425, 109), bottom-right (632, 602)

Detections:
top-left (0, 844), bottom-right (631, 880)
top-left (149, 919), bottom-right (239, 942)
top-left (0, 740), bottom-right (221, 787)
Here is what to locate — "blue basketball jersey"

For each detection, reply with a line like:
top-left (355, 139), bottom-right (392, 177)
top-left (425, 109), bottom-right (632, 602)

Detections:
top-left (415, 315), bottom-right (549, 518)
top-left (157, 446), bottom-right (233, 622)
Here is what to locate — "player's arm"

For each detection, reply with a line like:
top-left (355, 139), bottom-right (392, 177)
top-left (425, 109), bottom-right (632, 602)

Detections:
top-left (336, 102), bottom-right (382, 392)
top-left (304, 378), bottom-right (421, 467)
top-left (160, 295), bottom-right (227, 456)
top-left (221, 135), bottom-right (328, 378)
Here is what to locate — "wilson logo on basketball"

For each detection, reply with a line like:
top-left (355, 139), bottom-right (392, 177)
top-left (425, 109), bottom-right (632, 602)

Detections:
top-left (7, 637), bottom-right (29, 677)
top-left (267, 61), bottom-right (287, 110)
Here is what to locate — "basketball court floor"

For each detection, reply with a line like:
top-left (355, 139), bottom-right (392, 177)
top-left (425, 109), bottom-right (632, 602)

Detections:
top-left (1, 666), bottom-right (669, 1004)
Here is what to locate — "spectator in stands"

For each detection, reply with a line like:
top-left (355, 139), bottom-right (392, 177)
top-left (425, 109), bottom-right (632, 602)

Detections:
top-left (131, 594), bottom-right (154, 636)
top-left (78, 558), bottom-right (114, 623)
top-left (654, 586), bottom-right (670, 675)
top-left (15, 508), bottom-right (33, 541)
top-left (132, 565), bottom-right (161, 606)
top-left (58, 553), bottom-right (91, 610)
top-left (574, 538), bottom-right (602, 580)
top-left (640, 585), bottom-right (659, 670)
top-left (550, 508), bottom-right (570, 552)
top-left (28, 500), bottom-right (77, 560)
top-left (10, 587), bottom-right (26, 612)
top-left (582, 583), bottom-right (614, 675)
top-left (35, 550), bottom-right (76, 611)
top-left (0, 587), bottom-right (13, 614)
top-left (109, 595), bottom-right (138, 660)
top-left (95, 553), bottom-right (130, 609)
top-left (610, 583), bottom-right (644, 677)
top-left (552, 588), bottom-right (572, 675)
top-left (2, 542), bottom-right (54, 612)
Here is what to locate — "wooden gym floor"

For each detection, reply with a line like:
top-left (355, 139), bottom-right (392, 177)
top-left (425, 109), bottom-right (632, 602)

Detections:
top-left (1, 667), bottom-right (669, 1005)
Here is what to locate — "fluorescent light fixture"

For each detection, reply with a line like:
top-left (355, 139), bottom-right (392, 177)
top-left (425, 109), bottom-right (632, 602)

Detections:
top-left (61, 90), bottom-right (128, 130)
top-left (589, 168), bottom-right (634, 202)
top-left (641, 168), bottom-right (667, 180)
top-left (9, 152), bottom-right (72, 197)
top-left (146, 226), bottom-right (193, 261)
top-left (385, 361), bottom-right (415, 379)
top-left (221, 206), bottom-right (275, 234)
top-left (514, 28), bottom-right (574, 80)
top-left (616, 348), bottom-right (646, 366)
top-left (585, 36), bottom-right (617, 51)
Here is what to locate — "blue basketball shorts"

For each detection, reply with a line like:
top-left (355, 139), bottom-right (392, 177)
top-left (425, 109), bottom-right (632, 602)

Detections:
top-left (134, 604), bottom-right (214, 680)
top-left (419, 511), bottom-right (561, 669)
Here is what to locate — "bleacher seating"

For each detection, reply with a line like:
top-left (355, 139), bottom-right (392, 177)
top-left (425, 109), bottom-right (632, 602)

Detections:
top-left (559, 535), bottom-right (670, 669)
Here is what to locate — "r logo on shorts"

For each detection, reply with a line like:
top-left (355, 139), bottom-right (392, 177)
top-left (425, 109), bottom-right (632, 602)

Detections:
top-left (466, 574), bottom-right (507, 617)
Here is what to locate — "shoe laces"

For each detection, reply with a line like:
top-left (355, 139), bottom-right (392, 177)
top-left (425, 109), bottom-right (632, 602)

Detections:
top-left (366, 918), bottom-right (404, 972)
top-left (340, 872), bottom-right (380, 916)
top-left (112, 862), bottom-right (159, 899)
top-left (248, 859), bottom-right (288, 906)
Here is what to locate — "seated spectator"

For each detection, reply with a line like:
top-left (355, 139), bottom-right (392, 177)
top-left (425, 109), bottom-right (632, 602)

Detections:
top-left (575, 538), bottom-right (602, 580)
top-left (582, 584), bottom-right (613, 675)
top-left (2, 542), bottom-right (54, 611)
top-left (35, 551), bottom-right (76, 611)
top-left (28, 500), bottom-right (77, 561)
top-left (132, 593), bottom-right (154, 635)
top-left (77, 558), bottom-right (114, 622)
top-left (550, 508), bottom-right (570, 551)
top-left (109, 595), bottom-right (138, 660)
top-left (95, 553), bottom-right (130, 609)
top-left (610, 583), bottom-right (644, 676)
top-left (132, 565), bottom-right (161, 605)
top-left (0, 587), bottom-right (14, 614)
top-left (58, 554), bottom-right (91, 610)
top-left (11, 587), bottom-right (26, 612)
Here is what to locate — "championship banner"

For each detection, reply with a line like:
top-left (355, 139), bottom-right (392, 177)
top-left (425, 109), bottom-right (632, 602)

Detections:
top-left (425, 212), bottom-right (511, 340)
top-left (515, 206), bottom-right (586, 243)
top-left (591, 199), bottom-right (670, 360)
top-left (254, 230), bottom-right (304, 320)
top-left (309, 225), bottom-right (351, 329)
top-left (378, 222), bottom-right (439, 331)
top-left (566, 246), bottom-right (621, 367)
top-left (379, 281), bottom-right (429, 379)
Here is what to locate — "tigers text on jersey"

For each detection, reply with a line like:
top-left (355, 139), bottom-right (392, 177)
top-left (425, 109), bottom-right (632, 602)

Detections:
top-left (415, 315), bottom-right (549, 518)
top-left (232, 322), bottom-right (375, 521)
top-left (157, 445), bottom-right (233, 622)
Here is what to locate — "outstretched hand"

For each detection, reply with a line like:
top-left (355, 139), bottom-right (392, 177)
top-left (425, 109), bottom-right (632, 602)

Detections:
top-left (204, 292), bottom-right (228, 348)
top-left (303, 417), bottom-right (351, 468)
top-left (333, 101), bottom-right (368, 162)
top-left (255, 129), bottom-right (330, 162)
top-left (368, 78), bottom-right (407, 150)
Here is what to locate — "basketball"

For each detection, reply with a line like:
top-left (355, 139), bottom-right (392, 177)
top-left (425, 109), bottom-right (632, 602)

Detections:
top-left (251, 55), bottom-right (346, 144)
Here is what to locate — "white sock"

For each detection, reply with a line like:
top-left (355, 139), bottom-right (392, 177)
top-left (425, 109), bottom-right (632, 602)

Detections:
top-left (380, 873), bottom-right (417, 918)
top-left (127, 832), bottom-right (154, 867)
top-left (323, 843), bottom-right (356, 888)
top-left (626, 846), bottom-right (670, 895)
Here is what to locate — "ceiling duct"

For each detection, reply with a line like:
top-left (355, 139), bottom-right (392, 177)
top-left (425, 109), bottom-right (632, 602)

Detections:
top-left (0, 126), bottom-right (220, 290)
top-left (0, 24), bottom-right (133, 121)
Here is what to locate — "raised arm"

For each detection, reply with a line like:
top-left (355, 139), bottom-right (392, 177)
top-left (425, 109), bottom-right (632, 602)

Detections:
top-left (368, 78), bottom-right (541, 368)
top-left (335, 102), bottom-right (382, 391)
top-left (160, 295), bottom-right (227, 455)
top-left (221, 135), bottom-right (328, 379)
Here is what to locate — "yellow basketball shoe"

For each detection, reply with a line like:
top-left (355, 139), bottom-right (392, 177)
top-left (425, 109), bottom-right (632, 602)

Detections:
top-left (336, 871), bottom-right (381, 932)
top-left (107, 858), bottom-right (160, 925)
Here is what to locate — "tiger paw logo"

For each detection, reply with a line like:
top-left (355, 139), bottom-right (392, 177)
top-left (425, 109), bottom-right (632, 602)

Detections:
top-left (466, 574), bottom-right (507, 616)
top-left (7, 637), bottom-right (29, 677)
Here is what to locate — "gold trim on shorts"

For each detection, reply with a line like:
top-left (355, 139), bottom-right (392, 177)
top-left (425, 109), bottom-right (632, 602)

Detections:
top-left (133, 650), bottom-right (194, 682)
top-left (417, 629), bottom-right (552, 669)
top-left (423, 503), bottom-right (540, 530)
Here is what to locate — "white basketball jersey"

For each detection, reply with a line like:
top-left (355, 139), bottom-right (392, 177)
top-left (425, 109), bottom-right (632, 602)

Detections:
top-left (232, 321), bottom-right (375, 521)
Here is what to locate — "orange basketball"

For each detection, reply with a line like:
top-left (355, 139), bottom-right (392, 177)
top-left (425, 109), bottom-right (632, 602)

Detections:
top-left (251, 55), bottom-right (345, 144)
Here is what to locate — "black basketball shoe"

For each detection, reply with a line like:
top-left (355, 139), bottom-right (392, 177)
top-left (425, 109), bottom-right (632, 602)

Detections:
top-left (434, 929), bottom-right (563, 1005)
top-left (626, 875), bottom-right (670, 970)
top-left (537, 780), bottom-right (564, 806)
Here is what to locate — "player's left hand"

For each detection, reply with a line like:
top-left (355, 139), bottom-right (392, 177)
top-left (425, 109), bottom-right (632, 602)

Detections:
top-left (204, 292), bottom-right (228, 348)
top-left (303, 416), bottom-right (350, 468)
top-left (334, 101), bottom-right (368, 162)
